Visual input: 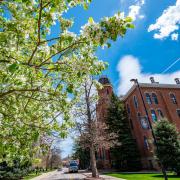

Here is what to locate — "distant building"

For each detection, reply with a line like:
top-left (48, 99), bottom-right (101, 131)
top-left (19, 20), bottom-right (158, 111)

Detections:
top-left (122, 77), bottom-right (180, 169)
top-left (96, 76), bottom-right (113, 169)
top-left (97, 76), bottom-right (180, 170)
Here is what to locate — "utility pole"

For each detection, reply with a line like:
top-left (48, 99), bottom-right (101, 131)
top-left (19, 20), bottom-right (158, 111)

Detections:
top-left (130, 79), bottom-right (168, 180)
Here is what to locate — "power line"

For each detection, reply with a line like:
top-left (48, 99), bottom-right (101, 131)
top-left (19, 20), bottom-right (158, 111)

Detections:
top-left (161, 57), bottom-right (180, 74)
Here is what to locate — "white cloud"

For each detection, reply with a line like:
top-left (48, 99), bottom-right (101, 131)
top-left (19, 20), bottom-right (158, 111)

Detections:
top-left (148, 0), bottom-right (180, 40)
top-left (61, 136), bottom-right (73, 158)
top-left (117, 55), bottom-right (180, 95)
top-left (128, 0), bottom-right (145, 21)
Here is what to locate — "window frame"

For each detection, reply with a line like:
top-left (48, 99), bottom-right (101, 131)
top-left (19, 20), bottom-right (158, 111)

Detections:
top-left (169, 93), bottom-right (177, 104)
top-left (152, 92), bottom-right (158, 104)
top-left (176, 109), bottom-right (180, 118)
top-left (133, 95), bottom-right (138, 108)
top-left (126, 103), bottom-right (130, 114)
top-left (129, 118), bottom-right (134, 129)
top-left (144, 136), bottom-right (150, 150)
top-left (139, 115), bottom-right (149, 129)
top-left (157, 109), bottom-right (164, 119)
top-left (145, 92), bottom-right (152, 105)
top-left (150, 109), bottom-right (157, 122)
top-left (137, 112), bottom-right (141, 121)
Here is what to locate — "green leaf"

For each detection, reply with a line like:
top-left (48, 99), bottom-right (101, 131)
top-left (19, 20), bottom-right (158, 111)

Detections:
top-left (66, 84), bottom-right (74, 93)
top-left (88, 17), bottom-right (94, 24)
top-left (83, 3), bottom-right (88, 10)
top-left (127, 23), bottom-right (135, 29)
top-left (107, 43), bottom-right (111, 48)
top-left (8, 63), bottom-right (18, 72)
top-left (126, 16), bottom-right (133, 22)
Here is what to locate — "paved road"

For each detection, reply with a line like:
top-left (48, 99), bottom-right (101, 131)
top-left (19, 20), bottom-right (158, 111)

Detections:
top-left (32, 168), bottom-right (86, 180)
top-left (31, 168), bottom-right (123, 180)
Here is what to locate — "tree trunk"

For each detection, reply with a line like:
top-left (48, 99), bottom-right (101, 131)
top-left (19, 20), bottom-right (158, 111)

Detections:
top-left (90, 144), bottom-right (99, 178)
top-left (162, 166), bottom-right (168, 180)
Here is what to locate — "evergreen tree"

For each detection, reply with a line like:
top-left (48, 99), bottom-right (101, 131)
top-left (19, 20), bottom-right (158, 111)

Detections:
top-left (106, 94), bottom-right (141, 171)
top-left (72, 140), bottom-right (90, 170)
top-left (154, 119), bottom-right (180, 176)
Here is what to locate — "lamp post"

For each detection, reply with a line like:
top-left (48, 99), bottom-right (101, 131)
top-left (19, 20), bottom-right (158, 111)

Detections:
top-left (130, 79), bottom-right (168, 180)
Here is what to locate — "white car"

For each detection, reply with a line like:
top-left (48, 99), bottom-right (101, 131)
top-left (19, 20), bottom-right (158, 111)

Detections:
top-left (68, 162), bottom-right (78, 173)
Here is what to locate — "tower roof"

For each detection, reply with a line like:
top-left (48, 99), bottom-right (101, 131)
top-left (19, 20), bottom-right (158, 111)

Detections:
top-left (98, 76), bottom-right (111, 85)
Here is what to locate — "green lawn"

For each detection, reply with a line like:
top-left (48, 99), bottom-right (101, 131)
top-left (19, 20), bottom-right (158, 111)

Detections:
top-left (23, 172), bottom-right (43, 180)
top-left (107, 173), bottom-right (180, 180)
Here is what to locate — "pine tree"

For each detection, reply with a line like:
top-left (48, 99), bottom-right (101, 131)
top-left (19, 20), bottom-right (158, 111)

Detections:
top-left (154, 119), bottom-right (180, 176)
top-left (106, 94), bottom-right (141, 171)
top-left (72, 140), bottom-right (90, 170)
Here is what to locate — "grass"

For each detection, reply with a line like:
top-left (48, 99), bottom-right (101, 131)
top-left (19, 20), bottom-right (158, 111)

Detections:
top-left (23, 172), bottom-right (43, 180)
top-left (23, 169), bottom-right (56, 180)
top-left (106, 173), bottom-right (180, 180)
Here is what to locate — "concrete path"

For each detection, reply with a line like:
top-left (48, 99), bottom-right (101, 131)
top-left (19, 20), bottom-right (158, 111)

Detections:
top-left (31, 168), bottom-right (125, 180)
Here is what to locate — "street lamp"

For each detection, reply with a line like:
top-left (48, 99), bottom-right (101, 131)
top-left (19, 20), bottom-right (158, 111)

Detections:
top-left (130, 79), bottom-right (168, 180)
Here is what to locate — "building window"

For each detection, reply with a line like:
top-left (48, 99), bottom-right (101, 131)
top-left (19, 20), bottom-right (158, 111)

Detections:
top-left (152, 93), bottom-right (158, 104)
top-left (107, 89), bottom-right (109, 95)
top-left (127, 104), bottom-right (130, 114)
top-left (177, 109), bottom-right (180, 118)
top-left (170, 93), bottom-right (177, 104)
top-left (133, 96), bottom-right (138, 108)
top-left (144, 136), bottom-right (150, 150)
top-left (137, 112), bottom-right (141, 121)
top-left (157, 109), bottom-right (164, 119)
top-left (129, 118), bottom-right (133, 129)
top-left (151, 109), bottom-right (157, 122)
top-left (140, 116), bottom-right (149, 129)
top-left (145, 93), bottom-right (152, 104)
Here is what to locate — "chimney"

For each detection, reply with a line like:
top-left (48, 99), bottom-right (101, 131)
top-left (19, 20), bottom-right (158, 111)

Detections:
top-left (175, 78), bottom-right (180, 84)
top-left (150, 77), bottom-right (155, 83)
top-left (150, 77), bottom-right (159, 84)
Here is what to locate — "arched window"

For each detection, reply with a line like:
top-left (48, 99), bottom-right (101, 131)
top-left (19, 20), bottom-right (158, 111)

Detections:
top-left (157, 109), bottom-right (164, 119)
top-left (152, 93), bottom-right (158, 104)
top-left (127, 104), bottom-right (130, 114)
top-left (137, 112), bottom-right (141, 121)
top-left (151, 109), bottom-right (157, 122)
top-left (140, 116), bottom-right (149, 129)
top-left (177, 109), bottom-right (180, 118)
top-left (170, 93), bottom-right (177, 104)
top-left (145, 93), bottom-right (152, 104)
top-left (107, 89), bottom-right (109, 95)
top-left (133, 96), bottom-right (138, 108)
top-left (129, 119), bottom-right (133, 129)
top-left (144, 136), bottom-right (150, 150)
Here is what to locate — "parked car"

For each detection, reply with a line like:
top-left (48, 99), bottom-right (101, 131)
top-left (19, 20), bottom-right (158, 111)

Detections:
top-left (68, 162), bottom-right (78, 173)
top-left (57, 167), bottom-right (62, 171)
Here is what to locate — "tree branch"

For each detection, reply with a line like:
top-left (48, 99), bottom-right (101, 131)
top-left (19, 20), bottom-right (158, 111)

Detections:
top-left (0, 88), bottom-right (40, 98)
top-left (39, 41), bottom-right (86, 66)
top-left (27, 0), bottom-right (43, 64)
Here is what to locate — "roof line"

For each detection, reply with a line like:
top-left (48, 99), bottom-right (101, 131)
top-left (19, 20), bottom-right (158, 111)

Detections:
top-left (121, 82), bottom-right (180, 101)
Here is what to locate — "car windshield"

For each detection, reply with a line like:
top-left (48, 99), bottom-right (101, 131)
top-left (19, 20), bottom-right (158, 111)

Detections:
top-left (70, 163), bottom-right (77, 166)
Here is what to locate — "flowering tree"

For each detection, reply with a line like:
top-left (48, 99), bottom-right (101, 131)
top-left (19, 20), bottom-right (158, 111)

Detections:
top-left (0, 0), bottom-right (134, 168)
top-left (73, 77), bottom-right (117, 177)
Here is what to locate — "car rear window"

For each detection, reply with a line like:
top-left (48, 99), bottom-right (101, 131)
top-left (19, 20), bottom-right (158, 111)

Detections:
top-left (70, 163), bottom-right (77, 166)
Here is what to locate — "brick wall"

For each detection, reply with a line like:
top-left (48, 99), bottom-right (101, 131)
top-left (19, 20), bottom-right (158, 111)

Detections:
top-left (124, 85), bottom-right (180, 169)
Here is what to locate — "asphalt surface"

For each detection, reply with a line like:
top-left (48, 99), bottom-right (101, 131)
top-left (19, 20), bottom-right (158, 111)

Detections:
top-left (32, 168), bottom-right (87, 180)
top-left (31, 168), bottom-right (122, 180)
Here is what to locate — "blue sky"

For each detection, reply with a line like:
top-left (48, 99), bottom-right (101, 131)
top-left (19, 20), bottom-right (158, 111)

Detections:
top-left (55, 0), bottom-right (180, 158)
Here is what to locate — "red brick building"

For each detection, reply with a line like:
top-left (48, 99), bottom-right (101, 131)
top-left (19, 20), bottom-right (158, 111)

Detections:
top-left (122, 77), bottom-right (180, 169)
top-left (97, 76), bottom-right (180, 170)
top-left (96, 76), bottom-right (113, 169)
